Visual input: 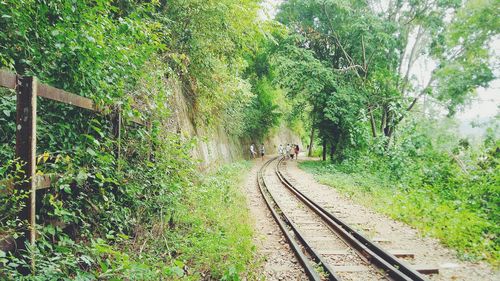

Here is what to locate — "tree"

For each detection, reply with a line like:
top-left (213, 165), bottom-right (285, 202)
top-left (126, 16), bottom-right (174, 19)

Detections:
top-left (274, 0), bottom-right (498, 158)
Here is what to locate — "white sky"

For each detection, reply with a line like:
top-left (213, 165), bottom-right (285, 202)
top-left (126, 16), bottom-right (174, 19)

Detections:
top-left (260, 0), bottom-right (499, 135)
top-left (455, 37), bottom-right (500, 127)
top-left (258, 0), bottom-right (282, 20)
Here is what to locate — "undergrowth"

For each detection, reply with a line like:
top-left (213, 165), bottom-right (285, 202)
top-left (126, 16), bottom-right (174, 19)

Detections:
top-left (299, 149), bottom-right (499, 267)
top-left (179, 161), bottom-right (257, 280)
top-left (123, 161), bottom-right (257, 281)
top-left (0, 161), bottom-right (256, 280)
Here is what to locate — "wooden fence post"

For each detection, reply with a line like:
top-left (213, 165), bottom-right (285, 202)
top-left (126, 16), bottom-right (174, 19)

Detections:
top-left (15, 75), bottom-right (37, 270)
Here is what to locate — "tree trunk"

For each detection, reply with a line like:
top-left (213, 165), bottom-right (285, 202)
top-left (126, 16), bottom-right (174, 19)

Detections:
top-left (381, 106), bottom-right (387, 134)
top-left (308, 126), bottom-right (315, 157)
top-left (330, 142), bottom-right (335, 160)
top-left (401, 26), bottom-right (424, 94)
top-left (322, 139), bottom-right (327, 161)
top-left (381, 109), bottom-right (394, 150)
top-left (383, 125), bottom-right (394, 150)
top-left (383, 111), bottom-right (391, 137)
top-left (369, 109), bottom-right (377, 138)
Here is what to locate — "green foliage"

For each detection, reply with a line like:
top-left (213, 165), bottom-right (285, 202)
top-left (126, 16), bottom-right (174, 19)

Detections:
top-left (0, 0), bottom-right (162, 103)
top-left (275, 0), bottom-right (498, 156)
top-left (432, 0), bottom-right (499, 114)
top-left (1, 160), bottom-right (257, 280)
top-left (160, 0), bottom-right (262, 130)
top-left (242, 78), bottom-right (281, 139)
top-left (0, 159), bottom-right (28, 239)
top-left (0, 1), bottom-right (267, 279)
top-left (299, 117), bottom-right (500, 265)
top-left (0, 90), bottom-right (15, 160)
top-left (238, 24), bottom-right (291, 139)
top-left (172, 161), bottom-right (257, 279)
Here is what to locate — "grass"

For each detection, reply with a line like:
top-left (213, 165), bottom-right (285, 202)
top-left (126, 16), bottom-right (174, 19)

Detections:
top-left (298, 160), bottom-right (499, 266)
top-left (173, 161), bottom-right (258, 280)
top-left (85, 161), bottom-right (258, 280)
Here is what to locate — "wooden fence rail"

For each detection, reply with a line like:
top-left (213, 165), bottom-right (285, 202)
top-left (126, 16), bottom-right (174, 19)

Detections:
top-left (1, 70), bottom-right (96, 111)
top-left (0, 69), bottom-right (146, 271)
top-left (0, 69), bottom-right (144, 123)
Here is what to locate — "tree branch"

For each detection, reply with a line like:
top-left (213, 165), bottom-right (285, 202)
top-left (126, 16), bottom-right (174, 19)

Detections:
top-left (320, 1), bottom-right (357, 70)
top-left (336, 64), bottom-right (365, 72)
top-left (396, 75), bottom-right (436, 126)
top-left (362, 35), bottom-right (368, 78)
top-left (368, 107), bottom-right (377, 137)
top-left (402, 25), bottom-right (425, 93)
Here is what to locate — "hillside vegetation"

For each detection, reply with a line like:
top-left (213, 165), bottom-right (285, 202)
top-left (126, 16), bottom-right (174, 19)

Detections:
top-left (0, 0), bottom-right (276, 279)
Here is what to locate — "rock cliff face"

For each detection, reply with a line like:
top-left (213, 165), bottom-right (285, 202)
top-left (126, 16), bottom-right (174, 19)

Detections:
top-left (166, 79), bottom-right (302, 169)
top-left (264, 124), bottom-right (303, 154)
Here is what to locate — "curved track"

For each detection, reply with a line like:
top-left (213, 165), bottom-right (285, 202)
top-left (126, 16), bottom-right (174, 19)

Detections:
top-left (257, 156), bottom-right (427, 281)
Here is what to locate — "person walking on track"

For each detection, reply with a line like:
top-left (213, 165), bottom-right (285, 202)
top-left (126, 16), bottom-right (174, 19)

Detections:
top-left (294, 144), bottom-right (300, 160)
top-left (260, 143), bottom-right (265, 161)
top-left (250, 143), bottom-right (256, 159)
top-left (285, 143), bottom-right (291, 160)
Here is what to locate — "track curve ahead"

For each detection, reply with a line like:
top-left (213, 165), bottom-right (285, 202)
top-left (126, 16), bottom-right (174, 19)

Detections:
top-left (257, 156), bottom-right (428, 281)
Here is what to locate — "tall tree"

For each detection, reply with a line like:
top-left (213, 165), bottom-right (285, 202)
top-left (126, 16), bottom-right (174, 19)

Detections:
top-left (274, 0), bottom-right (498, 158)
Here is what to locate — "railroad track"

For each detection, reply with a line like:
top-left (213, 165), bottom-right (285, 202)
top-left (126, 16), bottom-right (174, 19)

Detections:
top-left (257, 157), bottom-right (428, 281)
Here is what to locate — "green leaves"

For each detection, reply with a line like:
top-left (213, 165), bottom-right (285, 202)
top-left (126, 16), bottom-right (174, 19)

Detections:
top-left (431, 0), bottom-right (499, 114)
top-left (275, 0), bottom-right (498, 159)
top-left (162, 0), bottom-right (262, 129)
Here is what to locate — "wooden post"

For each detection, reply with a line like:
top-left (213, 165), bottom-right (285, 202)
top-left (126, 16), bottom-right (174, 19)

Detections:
top-left (15, 75), bottom-right (37, 270)
top-left (15, 75), bottom-right (37, 244)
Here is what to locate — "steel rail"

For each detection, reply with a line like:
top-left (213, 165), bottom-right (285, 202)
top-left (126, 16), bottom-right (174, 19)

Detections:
top-left (257, 158), bottom-right (322, 280)
top-left (275, 158), bottom-right (427, 281)
top-left (257, 157), bottom-right (339, 281)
